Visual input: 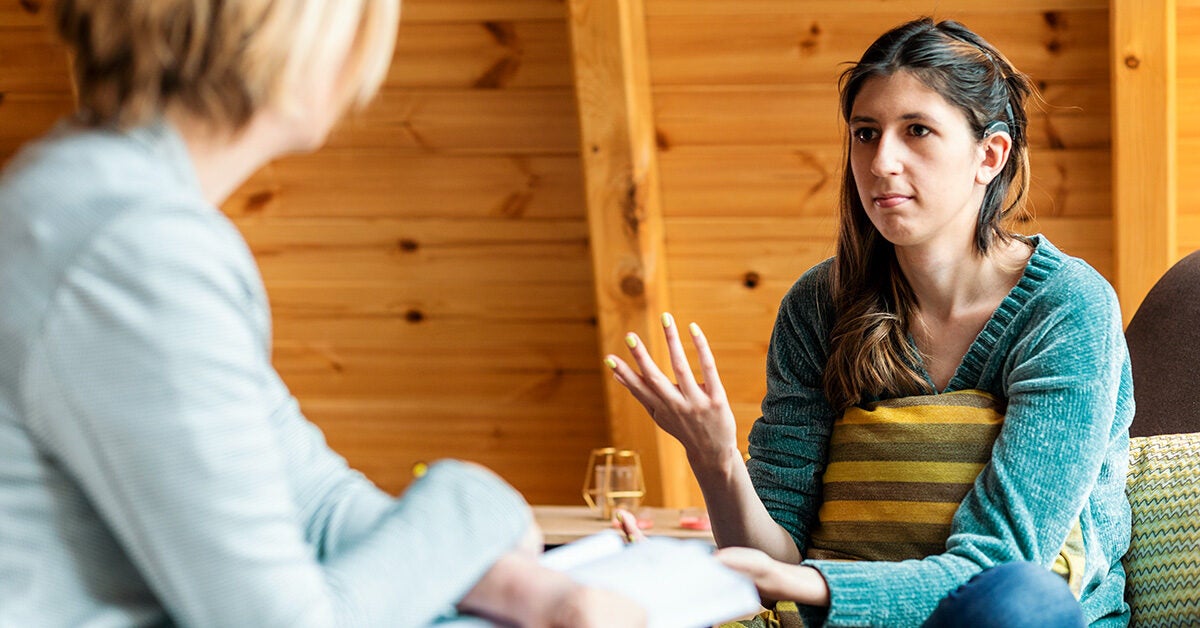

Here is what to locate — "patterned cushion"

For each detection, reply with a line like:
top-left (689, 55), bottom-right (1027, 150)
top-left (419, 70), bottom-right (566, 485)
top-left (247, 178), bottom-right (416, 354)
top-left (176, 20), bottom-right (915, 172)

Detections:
top-left (1124, 432), bottom-right (1200, 625)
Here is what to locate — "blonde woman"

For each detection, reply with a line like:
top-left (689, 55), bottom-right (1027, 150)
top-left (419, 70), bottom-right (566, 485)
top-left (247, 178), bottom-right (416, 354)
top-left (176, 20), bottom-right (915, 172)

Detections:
top-left (0, 1), bottom-right (642, 626)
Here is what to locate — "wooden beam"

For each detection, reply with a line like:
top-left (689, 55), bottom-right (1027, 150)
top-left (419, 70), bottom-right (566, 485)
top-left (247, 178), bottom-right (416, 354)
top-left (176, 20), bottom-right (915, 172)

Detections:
top-left (567, 0), bottom-right (701, 507)
top-left (1112, 0), bottom-right (1177, 325)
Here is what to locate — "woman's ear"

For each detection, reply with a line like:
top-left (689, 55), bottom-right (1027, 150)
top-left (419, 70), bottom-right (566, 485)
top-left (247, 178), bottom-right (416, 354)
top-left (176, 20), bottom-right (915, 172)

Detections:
top-left (976, 130), bottom-right (1013, 185)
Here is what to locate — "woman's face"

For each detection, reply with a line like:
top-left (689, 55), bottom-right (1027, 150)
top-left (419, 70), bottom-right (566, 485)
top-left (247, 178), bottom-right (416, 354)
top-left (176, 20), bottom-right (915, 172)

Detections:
top-left (847, 71), bottom-right (993, 252)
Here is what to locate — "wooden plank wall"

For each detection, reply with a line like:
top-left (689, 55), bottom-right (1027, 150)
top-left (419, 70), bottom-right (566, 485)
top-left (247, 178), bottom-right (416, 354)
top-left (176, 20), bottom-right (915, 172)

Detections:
top-left (0, 4), bottom-right (74, 159)
top-left (641, 0), bottom-right (1114, 458)
top-left (4, 0), bottom-right (1197, 507)
top-left (229, 0), bottom-right (608, 504)
top-left (1112, 0), bottom-right (1176, 325)
top-left (0, 0), bottom-right (609, 505)
top-left (1178, 0), bottom-right (1200, 256)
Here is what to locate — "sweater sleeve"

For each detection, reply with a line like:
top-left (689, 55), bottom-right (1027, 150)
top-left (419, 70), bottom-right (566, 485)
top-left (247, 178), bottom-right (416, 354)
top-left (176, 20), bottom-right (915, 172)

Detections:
top-left (21, 208), bottom-right (531, 627)
top-left (804, 266), bottom-right (1130, 627)
top-left (747, 263), bottom-right (838, 553)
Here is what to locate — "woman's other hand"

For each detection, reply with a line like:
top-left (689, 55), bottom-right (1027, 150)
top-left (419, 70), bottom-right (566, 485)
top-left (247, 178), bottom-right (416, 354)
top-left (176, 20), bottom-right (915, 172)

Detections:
top-left (604, 314), bottom-right (739, 467)
top-left (715, 547), bottom-right (830, 608)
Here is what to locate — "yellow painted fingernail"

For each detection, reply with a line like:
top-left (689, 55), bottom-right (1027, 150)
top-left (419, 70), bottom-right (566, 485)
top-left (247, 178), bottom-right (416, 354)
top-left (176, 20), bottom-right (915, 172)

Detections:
top-left (689, 322), bottom-right (701, 337)
top-left (625, 334), bottom-right (637, 348)
top-left (661, 312), bottom-right (673, 328)
top-left (604, 357), bottom-right (617, 369)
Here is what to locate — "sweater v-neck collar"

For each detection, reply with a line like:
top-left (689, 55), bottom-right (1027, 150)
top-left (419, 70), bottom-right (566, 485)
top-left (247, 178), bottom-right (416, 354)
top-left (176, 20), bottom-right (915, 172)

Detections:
top-left (919, 235), bottom-right (1064, 393)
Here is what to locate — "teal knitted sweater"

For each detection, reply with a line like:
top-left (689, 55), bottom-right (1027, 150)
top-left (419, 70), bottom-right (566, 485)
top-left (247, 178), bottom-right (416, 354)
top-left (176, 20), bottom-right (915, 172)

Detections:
top-left (747, 237), bottom-right (1133, 627)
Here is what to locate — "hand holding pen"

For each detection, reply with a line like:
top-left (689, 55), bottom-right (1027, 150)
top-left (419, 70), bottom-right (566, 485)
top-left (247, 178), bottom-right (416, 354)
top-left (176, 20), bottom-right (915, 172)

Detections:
top-left (612, 508), bottom-right (647, 544)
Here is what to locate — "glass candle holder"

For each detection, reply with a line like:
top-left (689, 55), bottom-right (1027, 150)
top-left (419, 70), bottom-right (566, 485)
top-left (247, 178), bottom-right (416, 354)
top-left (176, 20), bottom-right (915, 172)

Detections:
top-left (582, 447), bottom-right (645, 520)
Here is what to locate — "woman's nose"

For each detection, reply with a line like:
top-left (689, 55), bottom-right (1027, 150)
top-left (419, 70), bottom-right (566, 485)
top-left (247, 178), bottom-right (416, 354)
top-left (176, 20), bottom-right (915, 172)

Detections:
top-left (870, 132), bottom-right (904, 177)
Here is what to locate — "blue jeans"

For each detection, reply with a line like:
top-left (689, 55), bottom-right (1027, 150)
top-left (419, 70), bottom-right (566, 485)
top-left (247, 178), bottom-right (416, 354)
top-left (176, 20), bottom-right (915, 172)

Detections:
top-left (923, 562), bottom-right (1086, 628)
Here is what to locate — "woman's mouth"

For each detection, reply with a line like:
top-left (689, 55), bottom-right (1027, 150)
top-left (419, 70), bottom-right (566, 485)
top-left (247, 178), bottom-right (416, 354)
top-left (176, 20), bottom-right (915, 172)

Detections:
top-left (873, 194), bottom-right (911, 208)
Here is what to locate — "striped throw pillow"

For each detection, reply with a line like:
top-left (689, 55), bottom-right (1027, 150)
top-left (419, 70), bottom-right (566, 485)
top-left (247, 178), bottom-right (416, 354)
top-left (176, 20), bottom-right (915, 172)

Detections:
top-left (806, 390), bottom-right (1006, 562)
top-left (1124, 431), bottom-right (1200, 625)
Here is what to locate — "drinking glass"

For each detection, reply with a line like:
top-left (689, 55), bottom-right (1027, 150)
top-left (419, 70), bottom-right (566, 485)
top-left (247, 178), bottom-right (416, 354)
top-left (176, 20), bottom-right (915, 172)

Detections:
top-left (582, 447), bottom-right (645, 520)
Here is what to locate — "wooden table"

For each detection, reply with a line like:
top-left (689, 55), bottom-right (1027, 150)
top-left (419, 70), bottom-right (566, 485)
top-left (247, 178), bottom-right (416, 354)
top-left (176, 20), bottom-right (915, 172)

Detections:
top-left (533, 505), bottom-right (715, 546)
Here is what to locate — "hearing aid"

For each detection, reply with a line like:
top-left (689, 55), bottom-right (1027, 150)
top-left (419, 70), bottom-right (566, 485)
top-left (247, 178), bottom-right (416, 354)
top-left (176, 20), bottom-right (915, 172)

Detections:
top-left (983, 120), bottom-right (1010, 137)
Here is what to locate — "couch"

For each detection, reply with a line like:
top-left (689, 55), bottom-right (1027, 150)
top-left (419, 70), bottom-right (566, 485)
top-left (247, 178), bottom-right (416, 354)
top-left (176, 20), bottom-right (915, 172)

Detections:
top-left (1120, 250), bottom-right (1200, 625)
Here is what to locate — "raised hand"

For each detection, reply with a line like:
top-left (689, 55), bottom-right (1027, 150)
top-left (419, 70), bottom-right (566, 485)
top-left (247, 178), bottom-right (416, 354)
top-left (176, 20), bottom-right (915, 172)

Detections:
top-left (603, 313), bottom-right (739, 466)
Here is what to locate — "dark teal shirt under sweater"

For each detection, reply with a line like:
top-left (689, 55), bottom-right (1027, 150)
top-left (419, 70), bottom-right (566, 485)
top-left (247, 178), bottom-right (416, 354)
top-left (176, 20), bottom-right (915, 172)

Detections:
top-left (747, 236), bottom-right (1133, 627)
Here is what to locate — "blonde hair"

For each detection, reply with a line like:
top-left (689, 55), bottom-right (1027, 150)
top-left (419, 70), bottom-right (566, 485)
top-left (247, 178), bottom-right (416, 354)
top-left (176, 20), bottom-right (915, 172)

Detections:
top-left (54, 0), bottom-right (399, 130)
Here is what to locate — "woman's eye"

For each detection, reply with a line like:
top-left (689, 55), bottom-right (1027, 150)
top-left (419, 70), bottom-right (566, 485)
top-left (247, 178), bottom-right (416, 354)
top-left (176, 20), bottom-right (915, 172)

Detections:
top-left (909, 124), bottom-right (931, 137)
top-left (852, 127), bottom-right (878, 142)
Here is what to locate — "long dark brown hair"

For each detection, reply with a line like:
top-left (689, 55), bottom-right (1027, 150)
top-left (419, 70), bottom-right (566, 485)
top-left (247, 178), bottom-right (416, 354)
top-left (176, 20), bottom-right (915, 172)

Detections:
top-left (823, 17), bottom-right (1036, 412)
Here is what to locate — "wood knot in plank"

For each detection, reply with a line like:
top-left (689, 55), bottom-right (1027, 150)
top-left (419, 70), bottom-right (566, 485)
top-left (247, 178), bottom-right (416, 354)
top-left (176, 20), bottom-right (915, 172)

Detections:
top-left (1042, 11), bottom-right (1065, 56)
top-left (743, 271), bottom-right (761, 289)
top-left (622, 176), bottom-right (645, 235)
top-left (620, 273), bottom-right (644, 298)
top-left (398, 238), bottom-right (419, 252)
top-left (0, 92), bottom-right (6, 106)
top-left (793, 150), bottom-right (830, 205)
top-left (483, 21), bottom-right (518, 47)
top-left (404, 309), bottom-right (425, 323)
top-left (474, 57), bottom-right (522, 89)
top-left (475, 21), bottom-right (522, 89)
top-left (1124, 55), bottom-right (1140, 69)
top-left (798, 21), bottom-right (822, 56)
top-left (655, 129), bottom-right (671, 151)
top-left (499, 190), bottom-right (533, 217)
top-left (19, 0), bottom-right (42, 14)
top-left (243, 190), bottom-right (275, 215)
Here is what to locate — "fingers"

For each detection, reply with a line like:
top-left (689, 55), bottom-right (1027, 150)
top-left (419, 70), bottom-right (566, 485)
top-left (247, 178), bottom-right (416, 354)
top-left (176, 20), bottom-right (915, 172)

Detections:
top-left (659, 313), bottom-right (704, 397)
top-left (607, 314), bottom-right (712, 397)
top-left (604, 354), bottom-right (669, 416)
top-left (621, 332), bottom-right (685, 403)
top-left (715, 548), bottom-right (828, 607)
top-left (686, 321), bottom-right (727, 401)
top-left (601, 315), bottom-right (726, 423)
top-left (714, 547), bottom-right (774, 578)
top-left (612, 508), bottom-right (647, 544)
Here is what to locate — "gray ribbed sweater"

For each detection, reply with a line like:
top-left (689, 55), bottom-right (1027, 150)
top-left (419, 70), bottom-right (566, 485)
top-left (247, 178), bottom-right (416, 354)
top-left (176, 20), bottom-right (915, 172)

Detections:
top-left (0, 120), bottom-right (530, 627)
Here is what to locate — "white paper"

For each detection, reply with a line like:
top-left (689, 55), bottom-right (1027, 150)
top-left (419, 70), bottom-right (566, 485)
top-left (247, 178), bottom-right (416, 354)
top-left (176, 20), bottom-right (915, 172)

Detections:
top-left (540, 531), bottom-right (762, 628)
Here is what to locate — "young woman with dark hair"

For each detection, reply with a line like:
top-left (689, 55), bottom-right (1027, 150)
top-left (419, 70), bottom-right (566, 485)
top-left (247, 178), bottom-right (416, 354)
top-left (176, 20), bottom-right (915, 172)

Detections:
top-left (608, 17), bottom-right (1131, 627)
